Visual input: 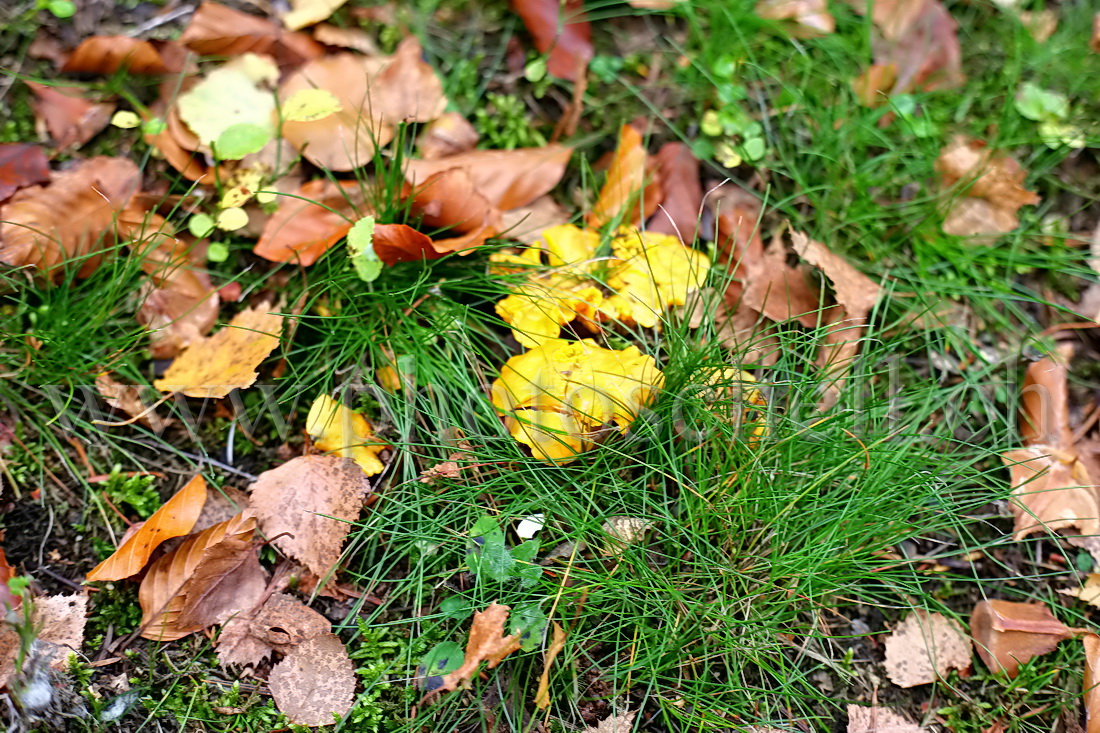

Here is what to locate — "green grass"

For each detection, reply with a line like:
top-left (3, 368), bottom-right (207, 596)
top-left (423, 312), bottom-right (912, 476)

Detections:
top-left (3, 0), bottom-right (1100, 730)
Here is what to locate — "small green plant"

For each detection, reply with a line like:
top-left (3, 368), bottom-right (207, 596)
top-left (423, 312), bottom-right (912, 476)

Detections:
top-left (35, 0), bottom-right (75, 19)
top-left (1014, 81), bottom-right (1084, 148)
top-left (102, 469), bottom-right (160, 519)
top-left (474, 93), bottom-right (547, 149)
top-left (466, 515), bottom-right (540, 586)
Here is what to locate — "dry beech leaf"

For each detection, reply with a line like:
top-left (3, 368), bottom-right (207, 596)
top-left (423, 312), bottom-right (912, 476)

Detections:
top-left (27, 83), bottom-right (114, 153)
top-left (1019, 357), bottom-right (1074, 450)
top-left (600, 516), bottom-right (656, 557)
top-left (511, 0), bottom-right (593, 81)
top-left (96, 373), bottom-right (170, 432)
top-left (1002, 447), bottom-right (1100, 540)
top-left (439, 603), bottom-right (522, 691)
top-left (0, 156), bottom-right (140, 279)
top-left (138, 512), bottom-right (265, 641)
top-left (86, 475), bottom-right (207, 582)
top-left (248, 455), bottom-right (370, 580)
top-left (501, 196), bottom-right (572, 245)
top-left (193, 484), bottom-right (250, 533)
top-left (883, 609), bottom-right (971, 687)
top-left (1085, 634), bottom-right (1100, 733)
top-left (863, 0), bottom-right (963, 98)
top-left (756, 0), bottom-right (836, 37)
top-left (970, 599), bottom-right (1074, 678)
top-left (278, 39), bottom-right (445, 171)
top-left (312, 23), bottom-right (379, 55)
top-left (268, 632), bottom-right (356, 726)
top-left (584, 712), bottom-right (637, 733)
top-left (282, 0), bottom-right (349, 30)
top-left (154, 306), bottom-right (284, 398)
top-left (32, 594), bottom-right (88, 670)
top-left (403, 145), bottom-right (572, 213)
top-left (217, 592), bottom-right (331, 668)
top-left (0, 144), bottom-right (50, 203)
top-left (647, 142), bottom-right (702, 243)
top-left (847, 704), bottom-right (923, 733)
top-left (1093, 13), bottom-right (1100, 54)
top-left (253, 179), bottom-right (361, 265)
top-left (1059, 574), bottom-right (1100, 608)
top-left (62, 36), bottom-right (182, 75)
top-left (180, 2), bottom-right (324, 68)
top-left (935, 135), bottom-right (1040, 238)
top-left (535, 621), bottom-right (566, 709)
top-left (371, 223), bottom-right (442, 265)
top-left (135, 236), bottom-right (220, 360)
top-left (418, 112), bottom-right (479, 160)
top-left (741, 238), bottom-right (825, 328)
top-left (406, 168), bottom-right (501, 254)
top-left (144, 101), bottom-right (213, 183)
top-left (588, 125), bottom-right (660, 229)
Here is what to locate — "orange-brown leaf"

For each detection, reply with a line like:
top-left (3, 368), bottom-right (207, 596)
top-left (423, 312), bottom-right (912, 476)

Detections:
top-left (135, 239), bottom-right (220, 360)
top-left (1002, 447), bottom-right (1100, 540)
top-left (741, 238), bottom-right (826, 328)
top-left (86, 474), bottom-right (208, 582)
top-left (1085, 634), bottom-right (1100, 733)
top-left (756, 0), bottom-right (836, 37)
top-left (1019, 357), bottom-right (1075, 451)
top-left (27, 83), bottom-right (114, 153)
top-left (0, 156), bottom-right (140, 280)
top-left (216, 592), bottom-right (331, 668)
top-left (970, 599), bottom-right (1074, 678)
top-left (96, 373), bottom-right (170, 432)
top-left (253, 179), bottom-right (361, 265)
top-left (180, 2), bottom-right (324, 68)
top-left (440, 603), bottom-right (522, 691)
top-left (153, 306), bottom-right (284, 398)
top-left (0, 144), bottom-right (50, 203)
top-left (139, 512), bottom-right (264, 641)
top-left (417, 112), bottom-right (479, 160)
top-left (511, 0), bottom-right (592, 81)
top-left (407, 168), bottom-right (501, 249)
top-left (62, 36), bottom-right (182, 75)
top-left (268, 632), bottom-right (356, 726)
top-left (372, 223), bottom-right (442, 265)
top-left (867, 0), bottom-right (963, 96)
top-left (248, 455), bottom-right (370, 580)
top-left (587, 125), bottom-right (660, 229)
top-left (403, 145), bottom-right (572, 212)
top-left (936, 135), bottom-right (1039, 238)
top-left (647, 142), bottom-right (702, 243)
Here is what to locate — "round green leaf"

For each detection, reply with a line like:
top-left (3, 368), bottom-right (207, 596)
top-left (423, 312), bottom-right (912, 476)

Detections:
top-left (214, 123), bottom-right (272, 160)
top-left (188, 213), bottom-right (216, 238)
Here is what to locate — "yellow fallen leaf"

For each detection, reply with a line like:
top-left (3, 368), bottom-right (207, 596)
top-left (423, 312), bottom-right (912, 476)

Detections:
top-left (216, 207), bottom-right (249, 232)
top-left (1060, 574), bottom-right (1100, 608)
top-left (154, 307), bottom-right (284, 398)
top-left (282, 0), bottom-right (350, 31)
top-left (281, 88), bottom-right (343, 122)
top-left (306, 394), bottom-right (387, 475)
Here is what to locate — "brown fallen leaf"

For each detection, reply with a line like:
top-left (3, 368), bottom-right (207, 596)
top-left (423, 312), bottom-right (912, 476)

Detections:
top-left (180, 2), bottom-right (324, 68)
top-left (27, 83), bottom-right (114, 153)
top-left (135, 236), bottom-right (220, 360)
top-left (851, 63), bottom-right (899, 107)
top-left (153, 306), bottom-right (284, 398)
top-left (600, 516), bottom-right (656, 557)
top-left (253, 179), bottom-right (361, 265)
top-left (588, 125), bottom-right (661, 229)
top-left (0, 549), bottom-right (18, 613)
top-left (863, 0), bottom-right (964, 98)
top-left (312, 23), bottom-right (379, 55)
top-left (405, 168), bottom-right (501, 254)
top-left (438, 603), bottom-right (522, 691)
top-left (139, 512), bottom-right (265, 641)
top-left (970, 599), bottom-right (1075, 678)
top-left (883, 609), bottom-right (971, 687)
top-left (935, 135), bottom-right (1040, 238)
top-left (371, 223), bottom-right (444, 265)
top-left (1019, 357), bottom-right (1075, 450)
top-left (217, 592), bottom-right (331, 668)
top-left (511, 0), bottom-right (593, 81)
top-left (1093, 13), bottom-right (1100, 53)
top-left (279, 39), bottom-right (445, 171)
top-left (96, 373), bottom-right (170, 432)
top-left (1085, 634), bottom-right (1100, 733)
top-left (647, 142), bottom-right (703, 243)
top-left (61, 36), bottom-right (182, 75)
top-left (756, 0), bottom-right (836, 38)
top-left (86, 474), bottom-right (207, 582)
top-left (268, 632), bottom-right (356, 726)
top-left (847, 704), bottom-right (923, 733)
top-left (741, 237), bottom-right (825, 328)
top-left (500, 196), bottom-right (572, 245)
top-left (248, 455), bottom-right (370, 581)
top-left (0, 144), bottom-right (50, 203)
top-left (0, 156), bottom-right (140, 279)
top-left (584, 712), bottom-right (637, 733)
top-left (1019, 10), bottom-right (1057, 44)
top-left (33, 594), bottom-right (88, 670)
top-left (535, 621), bottom-right (567, 708)
top-left (193, 484), bottom-right (250, 533)
top-left (282, 0), bottom-right (350, 31)
top-left (418, 112), bottom-right (479, 160)
top-left (1059, 574), bottom-right (1100, 609)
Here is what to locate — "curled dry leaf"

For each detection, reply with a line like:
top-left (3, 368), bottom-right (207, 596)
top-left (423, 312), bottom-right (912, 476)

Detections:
top-left (600, 516), bottom-right (656, 557)
top-left (86, 474), bottom-right (207, 582)
top-left (1085, 634), bottom-right (1100, 733)
top-left (62, 36), bottom-right (182, 75)
top-left (418, 112), bottom-right (479, 160)
top-left (371, 223), bottom-right (441, 265)
top-left (32, 594), bottom-right (88, 670)
top-left (935, 135), bottom-right (1040, 238)
top-left (27, 83), bottom-right (114, 153)
top-left (970, 599), bottom-right (1074, 678)
top-left (588, 125), bottom-right (660, 229)
top-left (312, 23), bottom-right (379, 55)
top-left (153, 306), bottom-right (284, 398)
top-left (647, 142), bottom-right (703, 244)
top-left (1019, 357), bottom-right (1074, 450)
top-left (0, 156), bottom-right (140, 279)
top-left (279, 39), bottom-right (445, 171)
top-left (535, 621), bottom-right (566, 709)
top-left (253, 179), bottom-right (361, 265)
top-left (756, 0), bottom-right (836, 37)
top-left (138, 512), bottom-right (265, 641)
top-left (1059, 574), bottom-right (1100, 609)
top-left (511, 0), bottom-right (593, 81)
top-left (268, 632), bottom-right (356, 726)
top-left (217, 592), bottom-right (331, 668)
top-left (180, 2), bottom-right (323, 67)
top-left (405, 168), bottom-right (500, 254)
top-left (0, 144), bottom-right (50, 203)
top-left (306, 394), bottom-right (387, 475)
top-left (741, 237), bottom-right (824, 328)
top-left (135, 236), bottom-right (220, 360)
top-left (96, 373), bottom-right (170, 432)
top-left (584, 712), bottom-right (637, 733)
top-left (864, 0), bottom-right (963, 98)
top-left (847, 704), bottom-right (924, 733)
top-left (883, 610), bottom-right (971, 687)
top-left (439, 603), bottom-right (522, 691)
top-left (248, 455), bottom-right (370, 580)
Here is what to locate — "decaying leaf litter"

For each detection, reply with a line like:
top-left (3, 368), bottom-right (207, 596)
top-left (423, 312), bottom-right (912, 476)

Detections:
top-left (1, 0), bottom-right (1100, 730)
